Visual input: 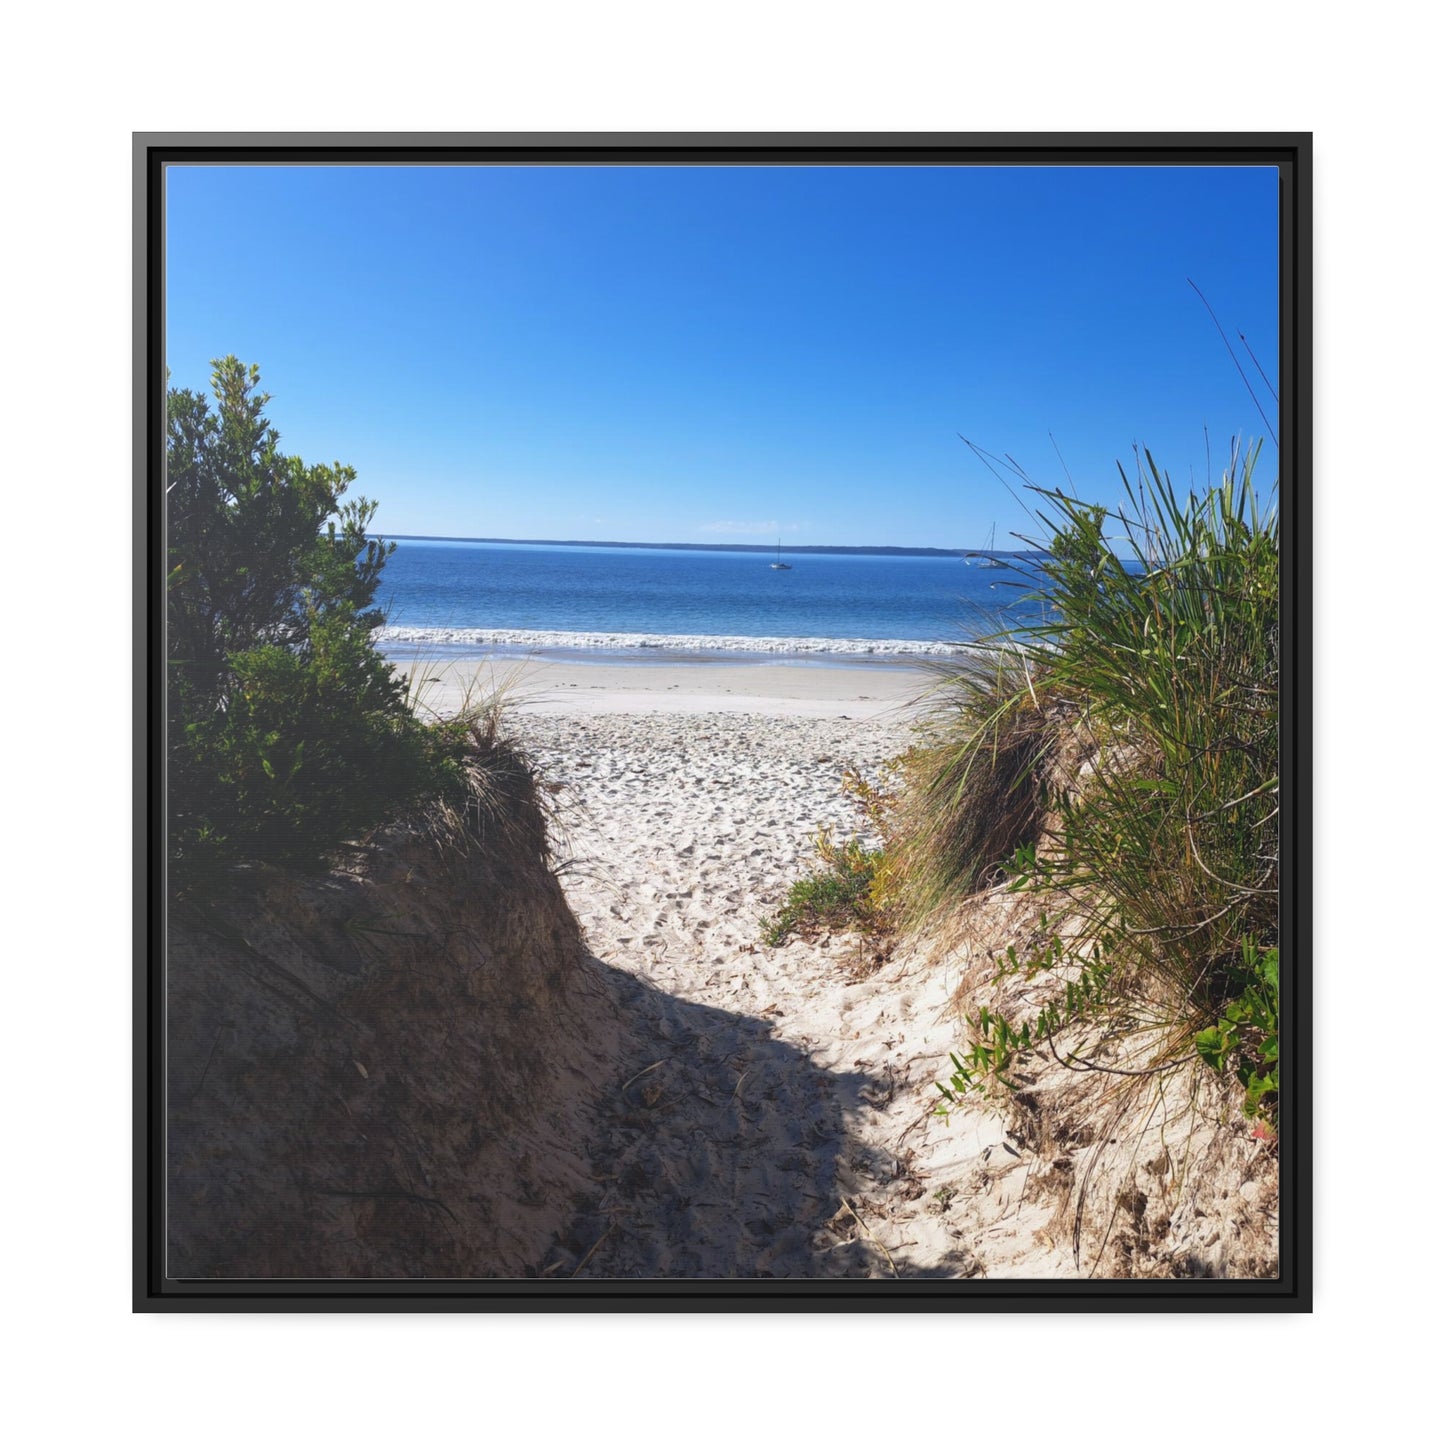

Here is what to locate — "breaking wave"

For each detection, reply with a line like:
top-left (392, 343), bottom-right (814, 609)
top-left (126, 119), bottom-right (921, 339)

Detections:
top-left (377, 625), bottom-right (969, 658)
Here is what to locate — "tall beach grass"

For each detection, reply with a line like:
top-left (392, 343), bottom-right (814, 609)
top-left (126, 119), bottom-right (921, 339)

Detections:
top-left (896, 442), bottom-right (1279, 1119)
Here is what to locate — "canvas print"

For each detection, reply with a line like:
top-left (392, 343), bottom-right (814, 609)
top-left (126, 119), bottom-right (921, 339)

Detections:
top-left (158, 151), bottom-right (1289, 1290)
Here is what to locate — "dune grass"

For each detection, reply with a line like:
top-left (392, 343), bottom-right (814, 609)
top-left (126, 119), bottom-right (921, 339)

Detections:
top-left (898, 443), bottom-right (1279, 1122)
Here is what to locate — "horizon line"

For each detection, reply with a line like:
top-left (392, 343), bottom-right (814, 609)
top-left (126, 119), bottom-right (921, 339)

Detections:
top-left (375, 532), bottom-right (1030, 559)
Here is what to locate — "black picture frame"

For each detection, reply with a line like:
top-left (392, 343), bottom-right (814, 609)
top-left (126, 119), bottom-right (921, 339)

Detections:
top-left (136, 131), bottom-right (1311, 1312)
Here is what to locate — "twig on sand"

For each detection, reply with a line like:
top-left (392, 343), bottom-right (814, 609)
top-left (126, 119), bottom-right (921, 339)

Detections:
top-left (712, 1066), bottom-right (752, 1121)
top-left (840, 1196), bottom-right (900, 1279)
top-left (619, 1059), bottom-right (666, 1094)
top-left (571, 1221), bottom-right (617, 1277)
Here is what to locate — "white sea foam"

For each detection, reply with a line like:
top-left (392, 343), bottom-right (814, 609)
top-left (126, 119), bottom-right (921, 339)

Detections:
top-left (377, 625), bottom-right (968, 658)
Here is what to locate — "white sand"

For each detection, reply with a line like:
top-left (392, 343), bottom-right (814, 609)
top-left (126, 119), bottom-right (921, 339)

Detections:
top-left (391, 651), bottom-right (932, 720)
top-left (390, 650), bottom-right (1076, 1278)
top-left (515, 701), bottom-right (1075, 1279)
top-left (394, 651), bottom-right (1264, 1279)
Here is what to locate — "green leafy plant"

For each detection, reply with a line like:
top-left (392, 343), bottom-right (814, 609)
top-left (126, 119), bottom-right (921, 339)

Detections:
top-left (761, 758), bottom-right (916, 951)
top-left (760, 828), bottom-right (890, 948)
top-left (1195, 940), bottom-right (1279, 1121)
top-left (168, 357), bottom-right (468, 879)
top-left (933, 933), bottom-right (1118, 1111)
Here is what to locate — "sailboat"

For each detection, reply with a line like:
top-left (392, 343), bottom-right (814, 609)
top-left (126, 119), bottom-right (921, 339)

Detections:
top-left (770, 538), bottom-right (792, 570)
top-left (966, 522), bottom-right (1006, 569)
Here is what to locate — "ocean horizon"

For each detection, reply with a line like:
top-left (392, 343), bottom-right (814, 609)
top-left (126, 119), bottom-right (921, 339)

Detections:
top-left (377, 536), bottom-right (1051, 664)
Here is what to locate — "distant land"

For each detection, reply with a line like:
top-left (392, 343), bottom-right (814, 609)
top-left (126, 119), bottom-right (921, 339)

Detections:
top-left (379, 534), bottom-right (1019, 559)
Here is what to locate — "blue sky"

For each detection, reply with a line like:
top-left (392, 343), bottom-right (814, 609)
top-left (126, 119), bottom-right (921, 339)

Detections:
top-left (166, 164), bottom-right (1279, 548)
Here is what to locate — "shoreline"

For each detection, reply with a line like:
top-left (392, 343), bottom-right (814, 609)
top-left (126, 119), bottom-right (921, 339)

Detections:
top-left (391, 650), bottom-right (937, 720)
top-left (378, 626), bottom-right (979, 660)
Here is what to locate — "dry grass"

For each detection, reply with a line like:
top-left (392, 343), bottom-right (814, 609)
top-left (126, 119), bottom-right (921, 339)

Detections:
top-left (885, 652), bottom-right (1075, 926)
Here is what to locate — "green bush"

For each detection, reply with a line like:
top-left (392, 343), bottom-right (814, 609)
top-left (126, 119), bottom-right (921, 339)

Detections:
top-left (167, 357), bottom-right (464, 879)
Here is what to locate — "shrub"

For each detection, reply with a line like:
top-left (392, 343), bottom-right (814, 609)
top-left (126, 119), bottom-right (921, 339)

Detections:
top-left (167, 357), bottom-right (465, 878)
top-left (1195, 939), bottom-right (1279, 1123)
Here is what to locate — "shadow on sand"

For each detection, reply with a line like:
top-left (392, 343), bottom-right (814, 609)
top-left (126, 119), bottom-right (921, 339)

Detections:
top-left (536, 953), bottom-right (921, 1280)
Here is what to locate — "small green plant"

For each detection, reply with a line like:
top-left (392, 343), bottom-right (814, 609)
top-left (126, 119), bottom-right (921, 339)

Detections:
top-left (1195, 940), bottom-right (1279, 1122)
top-left (760, 828), bottom-right (889, 947)
top-left (932, 933), bottom-right (1118, 1109)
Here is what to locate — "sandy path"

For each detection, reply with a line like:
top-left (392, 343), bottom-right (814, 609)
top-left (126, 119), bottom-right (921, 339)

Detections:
top-left (510, 699), bottom-right (1073, 1279)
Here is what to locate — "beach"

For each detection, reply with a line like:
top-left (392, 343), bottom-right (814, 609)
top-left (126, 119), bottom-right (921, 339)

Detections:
top-left (152, 155), bottom-right (1287, 1310)
top-left (386, 649), bottom-right (1083, 1277)
top-left (392, 650), bottom-right (936, 719)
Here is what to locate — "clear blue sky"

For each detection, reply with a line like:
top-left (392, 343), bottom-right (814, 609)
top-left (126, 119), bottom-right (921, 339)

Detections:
top-left (165, 164), bottom-right (1279, 548)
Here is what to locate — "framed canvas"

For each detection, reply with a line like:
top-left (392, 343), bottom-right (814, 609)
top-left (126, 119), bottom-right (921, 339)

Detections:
top-left (136, 132), bottom-right (1310, 1311)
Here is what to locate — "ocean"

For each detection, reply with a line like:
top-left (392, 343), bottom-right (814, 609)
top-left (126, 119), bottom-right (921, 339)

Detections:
top-left (376, 538), bottom-right (1053, 664)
